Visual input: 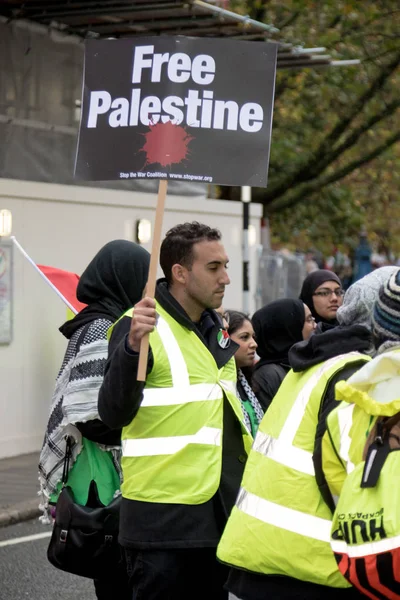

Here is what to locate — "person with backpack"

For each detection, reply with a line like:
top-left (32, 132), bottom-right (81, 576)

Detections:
top-left (217, 270), bottom-right (389, 600)
top-left (39, 240), bottom-right (150, 600)
top-left (322, 267), bottom-right (400, 598)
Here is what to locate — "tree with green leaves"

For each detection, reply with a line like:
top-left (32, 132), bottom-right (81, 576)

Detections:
top-left (222, 0), bottom-right (400, 257)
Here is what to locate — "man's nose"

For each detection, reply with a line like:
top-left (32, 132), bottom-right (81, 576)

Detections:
top-left (221, 270), bottom-right (230, 285)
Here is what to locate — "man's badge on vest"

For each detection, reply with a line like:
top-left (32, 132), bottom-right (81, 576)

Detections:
top-left (217, 328), bottom-right (230, 349)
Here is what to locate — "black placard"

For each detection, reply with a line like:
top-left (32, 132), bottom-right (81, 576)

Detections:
top-left (75, 36), bottom-right (277, 187)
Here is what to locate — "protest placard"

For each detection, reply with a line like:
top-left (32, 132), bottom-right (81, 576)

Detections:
top-left (75, 36), bottom-right (278, 379)
top-left (75, 36), bottom-right (277, 187)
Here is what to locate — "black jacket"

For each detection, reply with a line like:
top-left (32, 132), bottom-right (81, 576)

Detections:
top-left (226, 323), bottom-right (373, 600)
top-left (251, 362), bottom-right (289, 412)
top-left (98, 280), bottom-right (247, 549)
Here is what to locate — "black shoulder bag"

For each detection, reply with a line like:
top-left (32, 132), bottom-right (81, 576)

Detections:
top-left (47, 436), bottom-right (122, 580)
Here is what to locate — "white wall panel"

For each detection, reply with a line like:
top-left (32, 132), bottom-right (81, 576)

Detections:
top-left (0, 178), bottom-right (262, 458)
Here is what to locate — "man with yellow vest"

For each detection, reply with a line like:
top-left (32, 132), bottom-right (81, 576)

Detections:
top-left (217, 272), bottom-right (385, 600)
top-left (98, 222), bottom-right (253, 600)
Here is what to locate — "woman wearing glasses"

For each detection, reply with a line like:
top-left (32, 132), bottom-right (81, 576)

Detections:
top-left (300, 270), bottom-right (344, 325)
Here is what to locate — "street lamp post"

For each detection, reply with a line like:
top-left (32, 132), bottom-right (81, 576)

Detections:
top-left (241, 186), bottom-right (251, 314)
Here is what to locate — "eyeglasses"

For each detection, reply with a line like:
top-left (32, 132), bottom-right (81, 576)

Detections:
top-left (305, 315), bottom-right (316, 323)
top-left (313, 288), bottom-right (345, 298)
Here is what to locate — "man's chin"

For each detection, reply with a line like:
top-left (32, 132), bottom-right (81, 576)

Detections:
top-left (212, 296), bottom-right (224, 309)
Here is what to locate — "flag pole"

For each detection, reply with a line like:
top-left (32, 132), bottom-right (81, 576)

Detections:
top-left (11, 236), bottom-right (79, 314)
top-left (137, 179), bottom-right (168, 381)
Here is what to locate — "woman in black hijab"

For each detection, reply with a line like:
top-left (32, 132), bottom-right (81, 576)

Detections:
top-left (251, 298), bottom-right (316, 411)
top-left (39, 240), bottom-right (150, 600)
top-left (59, 239), bottom-right (150, 338)
top-left (299, 269), bottom-right (344, 326)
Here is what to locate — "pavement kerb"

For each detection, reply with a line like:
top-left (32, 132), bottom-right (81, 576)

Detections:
top-left (0, 499), bottom-right (41, 528)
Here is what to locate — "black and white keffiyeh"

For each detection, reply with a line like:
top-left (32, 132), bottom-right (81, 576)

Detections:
top-left (237, 368), bottom-right (264, 431)
top-left (38, 318), bottom-right (121, 522)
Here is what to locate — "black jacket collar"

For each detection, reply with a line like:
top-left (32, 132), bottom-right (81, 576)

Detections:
top-left (289, 323), bottom-right (373, 373)
top-left (155, 279), bottom-right (238, 369)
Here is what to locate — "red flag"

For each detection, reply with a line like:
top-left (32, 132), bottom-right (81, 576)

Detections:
top-left (11, 237), bottom-right (87, 314)
top-left (37, 265), bottom-right (87, 314)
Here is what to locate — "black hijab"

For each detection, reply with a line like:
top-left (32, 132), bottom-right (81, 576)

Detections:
top-left (59, 240), bottom-right (150, 338)
top-left (299, 269), bottom-right (342, 324)
top-left (252, 298), bottom-right (305, 368)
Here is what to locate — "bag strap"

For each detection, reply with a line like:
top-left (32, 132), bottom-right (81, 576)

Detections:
top-left (361, 412), bottom-right (400, 489)
top-left (382, 411), bottom-right (400, 434)
top-left (61, 436), bottom-right (73, 486)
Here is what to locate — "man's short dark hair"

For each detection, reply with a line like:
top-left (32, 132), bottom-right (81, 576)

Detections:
top-left (160, 222), bottom-right (221, 285)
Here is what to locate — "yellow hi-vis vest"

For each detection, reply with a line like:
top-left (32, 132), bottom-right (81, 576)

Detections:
top-left (217, 352), bottom-right (369, 588)
top-left (322, 402), bottom-right (372, 503)
top-left (323, 349), bottom-right (400, 501)
top-left (120, 302), bottom-right (253, 504)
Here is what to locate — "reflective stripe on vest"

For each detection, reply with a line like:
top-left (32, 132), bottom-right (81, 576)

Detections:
top-left (122, 425), bottom-right (221, 456)
top-left (142, 383), bottom-right (223, 406)
top-left (253, 430), bottom-right (314, 476)
top-left (217, 352), bottom-right (368, 588)
top-left (236, 487), bottom-right (332, 542)
top-left (138, 317), bottom-right (235, 409)
top-left (156, 314), bottom-right (189, 386)
top-left (123, 314), bottom-right (224, 456)
top-left (337, 403), bottom-right (356, 474)
top-left (331, 534), bottom-right (400, 558)
top-left (120, 303), bottom-right (252, 504)
top-left (253, 354), bottom-right (360, 477)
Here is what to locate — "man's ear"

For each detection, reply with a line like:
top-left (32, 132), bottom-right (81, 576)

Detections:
top-left (171, 263), bottom-right (187, 285)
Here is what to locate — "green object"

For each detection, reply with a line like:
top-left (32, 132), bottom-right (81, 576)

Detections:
top-left (50, 437), bottom-right (120, 506)
top-left (241, 398), bottom-right (258, 437)
top-left (217, 353), bottom-right (369, 588)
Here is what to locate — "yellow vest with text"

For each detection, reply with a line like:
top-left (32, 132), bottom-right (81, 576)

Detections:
top-left (217, 352), bottom-right (369, 588)
top-left (119, 302), bottom-right (253, 504)
top-left (323, 348), bottom-right (400, 501)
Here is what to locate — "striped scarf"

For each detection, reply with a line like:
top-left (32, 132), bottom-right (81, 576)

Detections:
top-left (237, 368), bottom-right (264, 431)
top-left (38, 319), bottom-right (121, 523)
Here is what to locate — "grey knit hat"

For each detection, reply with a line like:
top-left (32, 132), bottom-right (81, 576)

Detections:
top-left (373, 268), bottom-right (400, 341)
top-left (337, 266), bottom-right (397, 329)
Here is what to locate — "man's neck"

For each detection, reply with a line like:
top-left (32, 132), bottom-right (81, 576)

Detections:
top-left (169, 285), bottom-right (203, 323)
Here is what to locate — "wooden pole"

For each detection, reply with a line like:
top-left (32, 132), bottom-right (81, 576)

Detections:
top-left (137, 179), bottom-right (168, 381)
